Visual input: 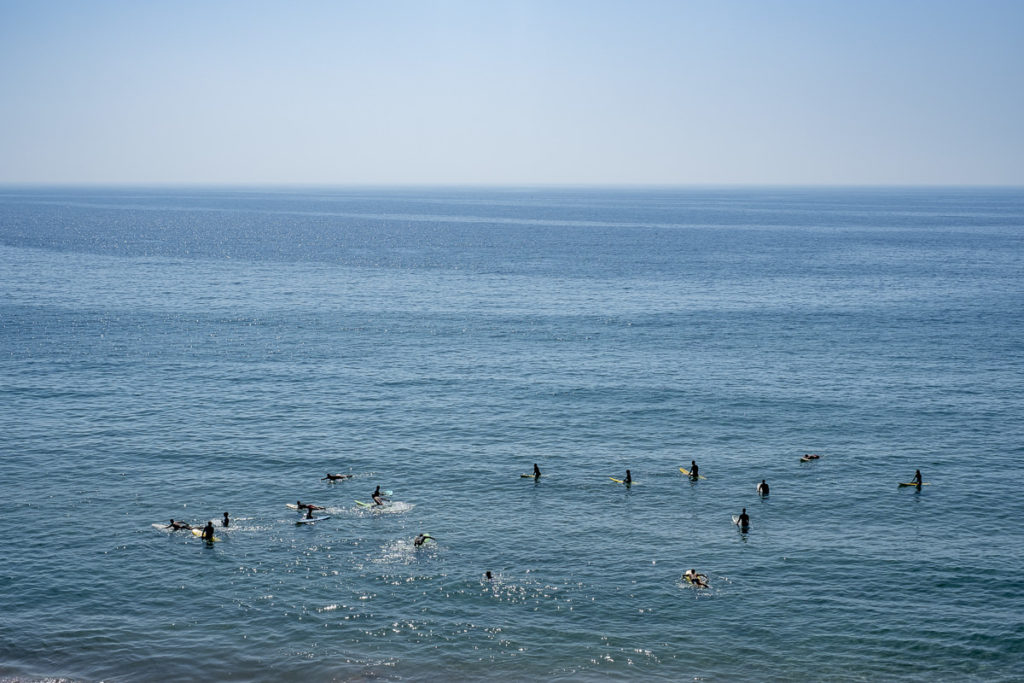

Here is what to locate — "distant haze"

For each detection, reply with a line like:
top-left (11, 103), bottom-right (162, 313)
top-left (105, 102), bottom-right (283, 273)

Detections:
top-left (1, 0), bottom-right (1022, 186)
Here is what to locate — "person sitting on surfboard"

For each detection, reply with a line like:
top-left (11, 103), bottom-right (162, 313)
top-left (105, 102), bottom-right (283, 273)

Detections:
top-left (296, 500), bottom-right (325, 511)
top-left (201, 521), bottom-right (215, 540)
top-left (684, 569), bottom-right (708, 588)
top-left (322, 473), bottom-right (352, 481)
top-left (737, 508), bottom-right (750, 528)
top-left (166, 519), bottom-right (192, 531)
top-left (912, 469), bottom-right (922, 486)
top-left (371, 486), bottom-right (388, 506)
top-left (757, 479), bottom-right (769, 495)
top-left (414, 533), bottom-right (433, 547)
top-left (624, 469), bottom-right (632, 485)
top-left (222, 512), bottom-right (230, 527)
top-left (690, 460), bottom-right (699, 478)
top-left (533, 463), bottom-right (541, 478)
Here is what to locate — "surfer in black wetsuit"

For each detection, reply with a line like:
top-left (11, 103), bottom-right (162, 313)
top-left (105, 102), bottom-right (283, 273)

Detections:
top-left (485, 571), bottom-right (493, 581)
top-left (684, 569), bottom-right (708, 588)
top-left (913, 470), bottom-right (922, 487)
top-left (297, 501), bottom-right (324, 511)
top-left (322, 473), bottom-right (352, 481)
top-left (372, 485), bottom-right (388, 506)
top-left (222, 512), bottom-right (230, 527)
top-left (690, 460), bottom-right (699, 479)
top-left (624, 469), bottom-right (632, 485)
top-left (166, 519), bottom-right (192, 530)
top-left (533, 463), bottom-right (541, 478)
top-left (305, 507), bottom-right (316, 520)
top-left (757, 479), bottom-right (769, 495)
top-left (201, 521), bottom-right (215, 540)
top-left (414, 533), bottom-right (433, 547)
top-left (737, 508), bottom-right (750, 529)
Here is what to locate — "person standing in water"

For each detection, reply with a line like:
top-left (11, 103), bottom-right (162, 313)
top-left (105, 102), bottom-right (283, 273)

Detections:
top-left (757, 480), bottom-right (770, 496)
top-left (737, 508), bottom-right (750, 529)
top-left (221, 512), bottom-right (230, 527)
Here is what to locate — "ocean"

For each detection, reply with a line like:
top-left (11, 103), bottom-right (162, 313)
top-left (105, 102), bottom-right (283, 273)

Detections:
top-left (1, 186), bottom-right (1022, 681)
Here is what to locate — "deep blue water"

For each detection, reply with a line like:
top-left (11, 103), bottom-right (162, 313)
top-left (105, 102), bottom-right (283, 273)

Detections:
top-left (1, 186), bottom-right (1023, 681)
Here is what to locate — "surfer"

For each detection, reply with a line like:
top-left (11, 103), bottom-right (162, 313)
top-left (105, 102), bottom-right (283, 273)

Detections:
top-left (624, 469), bottom-right (632, 485)
top-left (737, 508), bottom-right (750, 529)
top-left (485, 571), bottom-right (493, 581)
top-left (322, 473), bottom-right (352, 481)
top-left (689, 460), bottom-right (699, 479)
top-left (533, 463), bottom-right (541, 478)
top-left (166, 519), bottom-right (192, 531)
top-left (297, 500), bottom-right (325, 511)
top-left (757, 479), bottom-right (770, 495)
top-left (414, 533), bottom-right (433, 547)
top-left (305, 507), bottom-right (316, 520)
top-left (801, 453), bottom-right (820, 461)
top-left (912, 469), bottom-right (922, 487)
top-left (222, 512), bottom-right (230, 527)
top-left (371, 486), bottom-right (388, 506)
top-left (684, 569), bottom-right (708, 588)
top-left (201, 521), bottom-right (215, 540)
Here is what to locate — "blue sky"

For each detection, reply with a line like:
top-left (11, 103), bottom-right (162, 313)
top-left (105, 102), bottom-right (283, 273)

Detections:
top-left (1, 0), bottom-right (1021, 185)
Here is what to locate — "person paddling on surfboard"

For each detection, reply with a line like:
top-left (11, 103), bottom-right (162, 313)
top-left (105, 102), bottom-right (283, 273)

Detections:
top-left (737, 508), bottom-right (750, 529)
top-left (296, 500), bottom-right (325, 511)
top-left (414, 533), bottom-right (434, 547)
top-left (684, 569), bottom-right (708, 588)
top-left (166, 519), bottom-right (192, 531)
top-left (757, 479), bottom-right (770, 495)
top-left (912, 469), bottom-right (922, 487)
top-left (371, 485), bottom-right (389, 506)
top-left (322, 473), bottom-right (352, 481)
top-left (201, 521), bottom-right (216, 540)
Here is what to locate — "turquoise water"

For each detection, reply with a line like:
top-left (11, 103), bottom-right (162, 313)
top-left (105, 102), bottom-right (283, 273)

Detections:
top-left (1, 187), bottom-right (1022, 681)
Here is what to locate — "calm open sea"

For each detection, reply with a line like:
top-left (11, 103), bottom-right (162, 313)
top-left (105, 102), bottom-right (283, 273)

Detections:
top-left (1, 186), bottom-right (1022, 681)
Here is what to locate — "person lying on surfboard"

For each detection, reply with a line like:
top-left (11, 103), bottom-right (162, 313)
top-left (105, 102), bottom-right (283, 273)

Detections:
top-left (166, 519), bottom-right (193, 530)
top-left (414, 533), bottom-right (434, 547)
top-left (201, 521), bottom-right (216, 540)
top-left (684, 569), bottom-right (708, 588)
top-left (371, 486), bottom-right (389, 506)
top-left (296, 501), bottom-right (325, 511)
top-left (322, 473), bottom-right (352, 481)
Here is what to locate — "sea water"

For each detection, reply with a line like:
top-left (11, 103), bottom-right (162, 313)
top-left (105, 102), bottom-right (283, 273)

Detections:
top-left (0, 186), bottom-right (1022, 681)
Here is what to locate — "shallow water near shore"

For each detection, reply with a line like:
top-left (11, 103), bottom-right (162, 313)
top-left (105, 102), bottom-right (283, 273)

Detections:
top-left (1, 186), bottom-right (1023, 681)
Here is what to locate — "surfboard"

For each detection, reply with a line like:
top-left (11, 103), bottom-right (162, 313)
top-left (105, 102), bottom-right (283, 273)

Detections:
top-left (609, 477), bottom-right (632, 485)
top-left (679, 467), bottom-right (706, 480)
top-left (297, 515), bottom-right (331, 524)
top-left (191, 528), bottom-right (221, 542)
top-left (356, 500), bottom-right (388, 508)
top-left (898, 482), bottom-right (930, 487)
top-left (520, 473), bottom-right (539, 478)
top-left (286, 504), bottom-right (299, 510)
